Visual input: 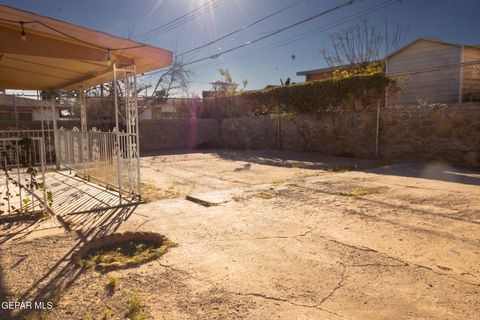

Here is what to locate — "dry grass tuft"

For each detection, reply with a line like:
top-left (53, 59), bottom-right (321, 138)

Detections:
top-left (78, 239), bottom-right (177, 271)
top-left (343, 187), bottom-right (381, 197)
top-left (141, 182), bottom-right (181, 202)
top-left (254, 192), bottom-right (275, 200)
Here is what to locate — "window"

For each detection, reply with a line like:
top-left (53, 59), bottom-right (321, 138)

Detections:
top-left (0, 110), bottom-right (12, 120)
top-left (17, 110), bottom-right (32, 121)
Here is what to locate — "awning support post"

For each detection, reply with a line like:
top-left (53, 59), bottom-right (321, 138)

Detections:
top-left (113, 63), bottom-right (123, 204)
top-left (51, 97), bottom-right (60, 170)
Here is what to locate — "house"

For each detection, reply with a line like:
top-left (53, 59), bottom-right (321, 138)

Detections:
top-left (202, 81), bottom-right (239, 98)
top-left (0, 95), bottom-right (76, 126)
top-left (386, 38), bottom-right (480, 105)
top-left (0, 95), bottom-right (53, 122)
top-left (296, 61), bottom-right (382, 82)
top-left (296, 65), bottom-right (343, 82)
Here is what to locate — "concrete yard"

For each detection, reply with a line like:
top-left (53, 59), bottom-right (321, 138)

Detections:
top-left (1, 150), bottom-right (479, 319)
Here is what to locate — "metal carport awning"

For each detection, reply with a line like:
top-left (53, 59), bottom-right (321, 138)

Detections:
top-left (0, 4), bottom-right (173, 206)
top-left (0, 4), bottom-right (173, 90)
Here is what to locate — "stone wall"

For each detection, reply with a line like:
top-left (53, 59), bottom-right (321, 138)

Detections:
top-left (139, 119), bottom-right (220, 153)
top-left (136, 104), bottom-right (480, 167)
top-left (220, 116), bottom-right (279, 150)
top-left (279, 112), bottom-right (377, 158)
top-left (218, 112), bottom-right (377, 158)
top-left (378, 104), bottom-right (480, 166)
top-left (6, 104), bottom-right (476, 166)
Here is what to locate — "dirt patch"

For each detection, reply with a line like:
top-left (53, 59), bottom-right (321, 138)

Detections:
top-left (76, 233), bottom-right (176, 271)
top-left (141, 182), bottom-right (181, 202)
top-left (0, 233), bottom-right (252, 319)
top-left (342, 186), bottom-right (382, 197)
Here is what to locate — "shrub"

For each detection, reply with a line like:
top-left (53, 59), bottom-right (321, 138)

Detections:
top-left (200, 72), bottom-right (396, 118)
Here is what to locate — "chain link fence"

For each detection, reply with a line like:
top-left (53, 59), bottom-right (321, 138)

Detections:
top-left (387, 61), bottom-right (480, 106)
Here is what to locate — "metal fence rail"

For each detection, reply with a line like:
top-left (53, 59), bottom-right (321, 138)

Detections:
top-left (387, 61), bottom-right (480, 106)
top-left (56, 128), bottom-right (140, 198)
top-left (0, 130), bottom-right (55, 166)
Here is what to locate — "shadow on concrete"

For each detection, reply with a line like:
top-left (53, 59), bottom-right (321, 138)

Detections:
top-left (0, 203), bottom-right (137, 319)
top-left (0, 171), bottom-right (139, 319)
top-left (366, 161), bottom-right (480, 186)
top-left (0, 170), bottom-right (136, 244)
top-left (143, 149), bottom-right (479, 186)
top-left (143, 149), bottom-right (384, 171)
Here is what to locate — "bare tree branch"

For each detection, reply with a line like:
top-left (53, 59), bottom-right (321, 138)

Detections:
top-left (321, 17), bottom-right (408, 68)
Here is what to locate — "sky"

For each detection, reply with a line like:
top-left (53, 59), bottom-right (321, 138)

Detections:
top-left (2, 0), bottom-right (480, 96)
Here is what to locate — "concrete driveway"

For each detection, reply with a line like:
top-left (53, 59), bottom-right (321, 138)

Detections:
top-left (123, 151), bottom-right (480, 319)
top-left (1, 150), bottom-right (479, 319)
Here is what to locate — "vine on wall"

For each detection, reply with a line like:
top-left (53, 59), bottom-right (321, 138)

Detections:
top-left (200, 70), bottom-right (397, 118)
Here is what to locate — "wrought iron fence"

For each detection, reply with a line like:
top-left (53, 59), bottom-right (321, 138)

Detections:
top-left (387, 61), bottom-right (480, 106)
top-left (0, 130), bottom-right (56, 166)
top-left (56, 128), bottom-right (140, 198)
top-left (0, 137), bottom-right (49, 216)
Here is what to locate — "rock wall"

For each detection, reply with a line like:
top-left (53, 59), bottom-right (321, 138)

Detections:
top-left (137, 104), bottom-right (480, 167)
top-left (139, 118), bottom-right (220, 153)
top-left (379, 104), bottom-right (480, 166)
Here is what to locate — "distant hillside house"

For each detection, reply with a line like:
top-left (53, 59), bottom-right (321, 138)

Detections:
top-left (296, 61), bottom-right (382, 82)
top-left (386, 38), bottom-right (480, 105)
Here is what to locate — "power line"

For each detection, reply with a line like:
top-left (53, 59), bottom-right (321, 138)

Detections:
top-left (135, 0), bottom-right (223, 41)
top-left (181, 0), bottom-right (366, 67)
top-left (178, 0), bottom-right (305, 57)
top-left (190, 0), bottom-right (400, 71)
top-left (142, 0), bottom-right (399, 77)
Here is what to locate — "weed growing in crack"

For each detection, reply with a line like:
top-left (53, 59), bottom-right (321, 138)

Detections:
top-left (343, 187), bottom-right (381, 197)
top-left (105, 275), bottom-right (118, 294)
top-left (231, 195), bottom-right (243, 202)
top-left (255, 192), bottom-right (275, 200)
top-left (126, 295), bottom-right (147, 320)
top-left (100, 308), bottom-right (112, 320)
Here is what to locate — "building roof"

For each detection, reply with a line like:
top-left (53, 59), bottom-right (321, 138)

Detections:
top-left (0, 5), bottom-right (173, 90)
top-left (0, 94), bottom-right (50, 107)
top-left (386, 38), bottom-right (480, 59)
top-left (298, 39), bottom-right (480, 76)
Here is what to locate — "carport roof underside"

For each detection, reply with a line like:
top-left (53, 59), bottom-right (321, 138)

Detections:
top-left (0, 4), bottom-right (173, 90)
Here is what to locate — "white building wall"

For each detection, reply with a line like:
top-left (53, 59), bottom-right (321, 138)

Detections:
top-left (387, 40), bottom-right (461, 73)
top-left (462, 46), bottom-right (480, 100)
top-left (387, 39), bottom-right (462, 105)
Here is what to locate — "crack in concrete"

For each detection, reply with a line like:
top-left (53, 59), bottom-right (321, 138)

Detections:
top-left (155, 259), bottom-right (343, 317)
top-left (318, 235), bottom-right (480, 287)
top-left (321, 236), bottom-right (378, 252)
top-left (317, 263), bottom-right (346, 307)
top-left (153, 222), bottom-right (480, 287)
top-left (347, 263), bottom-right (408, 268)
top-left (183, 226), bottom-right (317, 245)
top-left (230, 291), bottom-right (343, 317)
top-left (134, 216), bottom-right (160, 231)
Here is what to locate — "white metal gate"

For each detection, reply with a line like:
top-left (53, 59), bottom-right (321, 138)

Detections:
top-left (56, 128), bottom-right (140, 198)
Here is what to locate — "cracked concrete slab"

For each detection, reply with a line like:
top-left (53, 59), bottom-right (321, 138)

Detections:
top-left (1, 151), bottom-right (479, 319)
